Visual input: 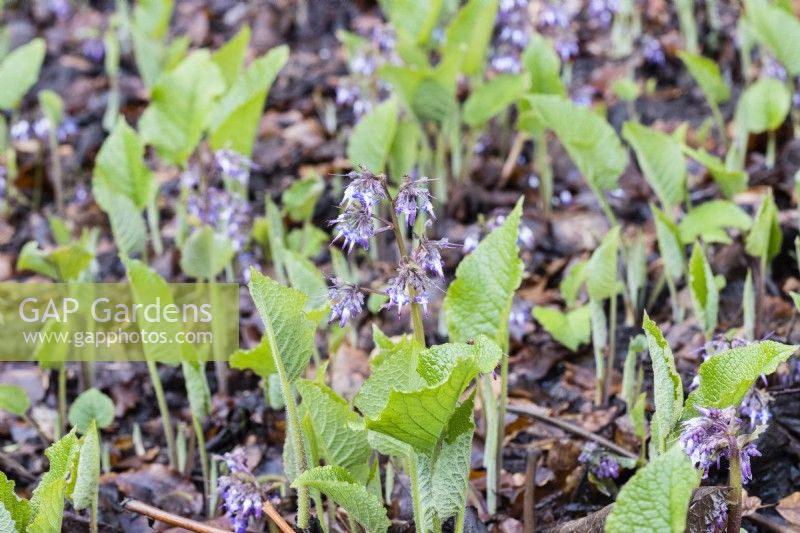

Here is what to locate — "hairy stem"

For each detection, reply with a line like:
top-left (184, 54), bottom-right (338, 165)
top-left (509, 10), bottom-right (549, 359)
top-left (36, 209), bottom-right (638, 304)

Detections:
top-left (192, 415), bottom-right (210, 515)
top-left (407, 454), bottom-right (425, 532)
top-left (766, 129), bottom-right (776, 169)
top-left (481, 375), bottom-right (499, 514)
top-left (535, 132), bottom-right (553, 217)
top-left (145, 360), bottom-right (177, 469)
top-left (727, 437), bottom-right (742, 533)
top-left (57, 364), bottom-right (67, 439)
top-left (603, 295), bottom-right (618, 405)
top-left (147, 200), bottom-right (164, 256)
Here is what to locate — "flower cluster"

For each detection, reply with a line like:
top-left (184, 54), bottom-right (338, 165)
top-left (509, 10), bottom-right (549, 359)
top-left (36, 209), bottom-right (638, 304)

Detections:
top-left (641, 35), bottom-right (666, 66)
top-left (186, 184), bottom-right (252, 251)
top-left (217, 449), bottom-right (266, 533)
top-left (215, 149), bottom-right (256, 186)
top-left (535, 1), bottom-right (580, 61)
top-left (395, 177), bottom-right (435, 227)
top-left (490, 0), bottom-right (532, 74)
top-left (328, 279), bottom-right (364, 328)
top-left (579, 442), bottom-right (620, 479)
top-left (385, 257), bottom-right (434, 314)
top-left (679, 406), bottom-right (762, 483)
top-left (587, 0), bottom-right (620, 27)
top-left (10, 118), bottom-right (77, 144)
top-left (331, 168), bottom-right (388, 253)
top-left (738, 387), bottom-right (772, 430)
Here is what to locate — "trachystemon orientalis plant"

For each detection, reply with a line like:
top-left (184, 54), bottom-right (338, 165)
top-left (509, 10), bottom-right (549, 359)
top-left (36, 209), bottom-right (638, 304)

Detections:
top-left (244, 165), bottom-right (512, 533)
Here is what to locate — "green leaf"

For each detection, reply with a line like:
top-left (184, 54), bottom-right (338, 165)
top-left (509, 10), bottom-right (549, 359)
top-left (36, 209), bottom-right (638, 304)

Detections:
top-left (286, 223), bottom-right (329, 259)
top-left (605, 445), bottom-right (700, 533)
top-left (622, 122), bottom-right (687, 209)
top-left (526, 95), bottom-right (628, 190)
top-left (683, 340), bottom-right (797, 418)
top-left (642, 314), bottom-right (683, 455)
top-left (182, 361), bottom-right (211, 418)
top-left (744, 269), bottom-right (756, 341)
top-left (211, 25), bottom-right (251, 89)
top-left (29, 430), bottom-right (80, 533)
top-left (17, 241), bottom-right (93, 282)
top-left (688, 244), bottom-right (719, 337)
top-left (247, 269), bottom-right (316, 383)
top-left (621, 334), bottom-right (646, 409)
top-left (379, 0), bottom-right (442, 45)
top-left (282, 175), bottom-right (324, 222)
top-left (745, 191), bottom-right (782, 263)
top-left (559, 260), bottom-right (587, 308)
top-left (0, 38), bottom-right (46, 110)
top-left (389, 117), bottom-right (422, 179)
top-left (0, 472), bottom-right (29, 532)
top-left (347, 98), bottom-right (399, 173)
top-left (532, 305), bottom-right (591, 351)
top-left (444, 198), bottom-right (523, 352)
top-left (0, 384), bottom-right (30, 417)
top-left (229, 336), bottom-right (276, 379)
top-left (678, 51), bottom-right (731, 105)
top-left (38, 90), bottom-right (63, 128)
top-left (297, 380), bottom-right (372, 482)
top-left (140, 51), bottom-right (226, 165)
top-left (681, 146), bottom-right (748, 198)
top-left (133, 0), bottom-right (174, 39)
top-left (92, 119), bottom-right (154, 256)
top-left (362, 336), bottom-right (501, 454)
top-left (678, 200), bottom-right (752, 245)
top-left (208, 45), bottom-right (289, 156)
top-left (442, 0), bottom-right (498, 75)
top-left (522, 32), bottom-right (564, 96)
top-left (68, 388), bottom-right (114, 433)
top-left (744, 0), bottom-right (800, 76)
top-left (463, 74), bottom-right (527, 128)
top-left (652, 205), bottom-right (685, 281)
top-left (69, 422), bottom-right (99, 511)
top-left (586, 226), bottom-right (620, 301)
top-left (736, 77), bottom-right (791, 134)
top-left (283, 251), bottom-right (328, 311)
top-left (292, 466), bottom-right (390, 533)
top-left (354, 337), bottom-right (425, 419)
top-left (179, 226), bottom-right (235, 280)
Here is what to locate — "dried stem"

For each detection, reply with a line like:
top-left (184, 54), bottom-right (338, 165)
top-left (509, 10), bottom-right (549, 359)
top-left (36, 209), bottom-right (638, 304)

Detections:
top-left (122, 499), bottom-right (232, 533)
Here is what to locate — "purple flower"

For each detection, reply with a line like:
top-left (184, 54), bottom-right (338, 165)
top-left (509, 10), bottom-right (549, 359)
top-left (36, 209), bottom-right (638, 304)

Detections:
top-left (328, 279), bottom-right (364, 328)
top-left (642, 35), bottom-right (666, 66)
top-left (554, 33), bottom-right (579, 61)
top-left (186, 187), bottom-right (252, 251)
top-left (579, 442), bottom-right (620, 479)
top-left (384, 259), bottom-right (432, 314)
top-left (10, 120), bottom-right (31, 141)
top-left (538, 2), bottom-right (570, 28)
top-left (738, 387), bottom-right (771, 430)
top-left (342, 167), bottom-right (386, 208)
top-left (708, 497), bottom-right (728, 532)
top-left (330, 201), bottom-right (379, 253)
top-left (82, 38), bottom-right (105, 63)
top-left (215, 149), bottom-right (255, 185)
top-left (679, 406), bottom-right (763, 484)
top-left (395, 177), bottom-right (435, 226)
top-left (587, 0), bottom-right (620, 26)
top-left (491, 0), bottom-right (531, 74)
top-left (412, 237), bottom-right (454, 278)
top-left (217, 449), bottom-right (265, 533)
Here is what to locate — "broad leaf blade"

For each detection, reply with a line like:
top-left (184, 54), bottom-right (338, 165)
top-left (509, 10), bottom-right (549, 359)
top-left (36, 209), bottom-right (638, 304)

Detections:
top-left (0, 38), bottom-right (46, 110)
top-left (652, 205), bottom-right (685, 280)
top-left (642, 314), bottom-right (683, 455)
top-left (463, 74), bottom-right (526, 128)
top-left (68, 388), bottom-right (115, 433)
top-left (586, 226), bottom-right (620, 301)
top-left (0, 384), bottom-right (30, 417)
top-left (532, 305), bottom-right (590, 351)
top-left (736, 77), bottom-right (791, 133)
top-left (444, 198), bottom-right (523, 351)
top-left (622, 122), bottom-right (686, 209)
top-left (678, 200), bottom-right (752, 245)
top-left (29, 430), bottom-right (80, 533)
top-left (606, 445), bottom-right (700, 533)
top-left (0, 472), bottom-right (29, 532)
top-left (180, 226), bottom-right (235, 280)
top-left (745, 0), bottom-right (800, 76)
top-left (70, 422), bottom-right (100, 511)
top-left (688, 244), bottom-right (719, 337)
top-left (346, 97), bottom-right (399, 173)
top-left (678, 51), bottom-right (730, 105)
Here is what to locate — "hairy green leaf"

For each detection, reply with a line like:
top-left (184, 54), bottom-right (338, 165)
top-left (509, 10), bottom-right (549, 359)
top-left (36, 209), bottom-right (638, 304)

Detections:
top-left (29, 430), bottom-right (80, 533)
top-left (247, 269), bottom-right (316, 383)
top-left (736, 77), bottom-right (791, 134)
top-left (283, 250), bottom-right (328, 311)
top-left (444, 198), bottom-right (523, 351)
top-left (68, 388), bottom-right (114, 433)
top-left (560, 259), bottom-right (587, 308)
top-left (0, 384), bottom-right (30, 417)
top-left (69, 421), bottom-right (99, 511)
top-left (293, 466), bottom-right (390, 533)
top-left (140, 51), bottom-right (226, 165)
top-left (652, 205), bottom-right (685, 281)
top-left (678, 200), bottom-right (752, 245)
top-left (745, 191), bottom-right (782, 263)
top-left (744, 0), bottom-right (800, 75)
top-left (532, 305), bottom-right (591, 351)
top-left (208, 45), bottom-right (288, 156)
top-left (0, 38), bottom-right (46, 110)
top-left (526, 95), bottom-right (628, 190)
top-left (463, 74), bottom-right (526, 128)
top-left (180, 226), bottom-right (235, 280)
top-left (606, 445), bottom-right (700, 533)
top-left (522, 32), bottom-right (564, 96)
top-left (229, 336), bottom-right (276, 379)
top-left (442, 0), bottom-right (498, 75)
top-left (0, 472), bottom-right (29, 532)
top-left (297, 380), bottom-right (372, 482)
top-left (678, 51), bottom-right (730, 105)
top-left (622, 122), bottom-right (686, 209)
top-left (688, 244), bottom-right (719, 337)
top-left (684, 340), bottom-right (797, 418)
top-left (642, 314), bottom-right (683, 455)
top-left (347, 98), bottom-right (399, 173)
top-left (586, 226), bottom-right (620, 301)
top-left (282, 175), bottom-right (324, 223)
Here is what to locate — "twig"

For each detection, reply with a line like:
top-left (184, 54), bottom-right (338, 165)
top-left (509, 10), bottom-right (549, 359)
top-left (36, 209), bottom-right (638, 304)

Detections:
top-left (121, 499), bottom-right (232, 533)
top-left (506, 403), bottom-right (638, 460)
top-left (744, 512), bottom-right (795, 533)
top-left (523, 448), bottom-right (540, 533)
top-left (262, 499), bottom-right (296, 533)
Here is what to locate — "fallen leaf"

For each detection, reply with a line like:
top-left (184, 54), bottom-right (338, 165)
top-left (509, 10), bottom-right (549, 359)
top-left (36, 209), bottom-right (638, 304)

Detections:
top-left (777, 491), bottom-right (800, 526)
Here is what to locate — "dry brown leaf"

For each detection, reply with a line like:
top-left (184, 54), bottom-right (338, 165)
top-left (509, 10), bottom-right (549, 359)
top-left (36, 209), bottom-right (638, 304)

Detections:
top-left (777, 492), bottom-right (800, 526)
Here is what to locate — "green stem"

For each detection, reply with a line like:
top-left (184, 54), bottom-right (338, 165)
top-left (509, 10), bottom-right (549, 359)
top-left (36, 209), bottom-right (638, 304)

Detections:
top-left (589, 182), bottom-right (617, 225)
top-left (407, 454), bottom-right (425, 532)
top-left (677, 0), bottom-right (698, 53)
top-left (534, 132), bottom-right (553, 217)
top-left (147, 200), bottom-right (164, 256)
top-left (47, 129), bottom-right (64, 214)
top-left (766, 129), bottom-right (776, 169)
top-left (665, 274), bottom-right (681, 323)
top-left (57, 364), bottom-right (67, 439)
top-left (455, 508), bottom-right (465, 533)
top-left (267, 321), bottom-right (310, 529)
top-left (145, 360), bottom-right (177, 469)
top-left (603, 295), bottom-right (618, 405)
top-left (459, 129), bottom-right (479, 184)
top-left (494, 353), bottom-right (510, 510)
top-left (710, 102), bottom-right (727, 149)
top-left (192, 415), bottom-right (210, 515)
top-left (727, 437), bottom-right (742, 533)
top-left (481, 374), bottom-right (499, 515)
